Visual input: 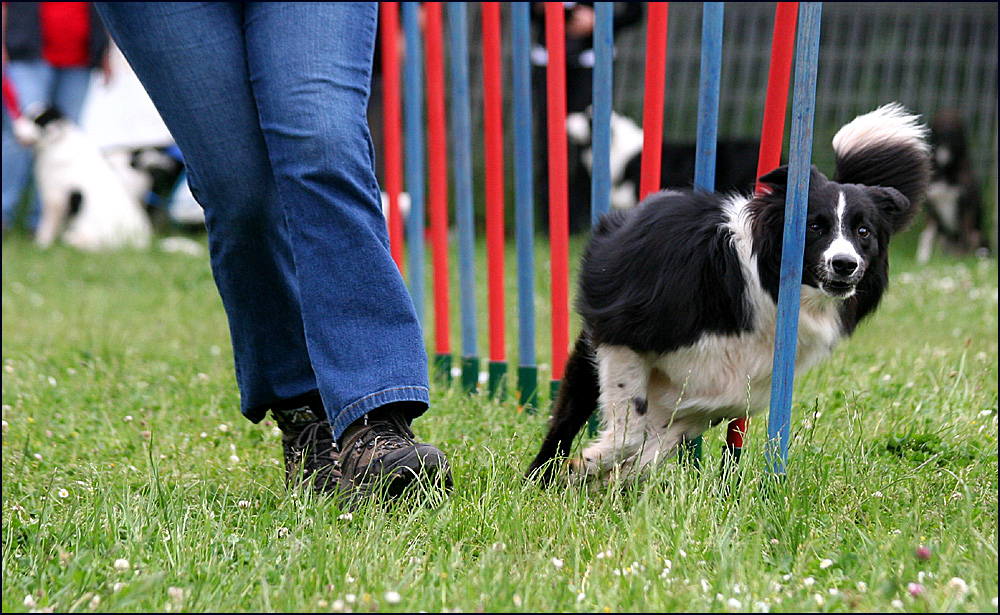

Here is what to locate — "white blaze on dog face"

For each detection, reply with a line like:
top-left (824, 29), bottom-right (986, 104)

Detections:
top-left (821, 191), bottom-right (863, 278)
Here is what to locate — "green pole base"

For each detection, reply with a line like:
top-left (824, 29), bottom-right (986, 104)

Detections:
top-left (681, 435), bottom-right (703, 470)
top-left (433, 354), bottom-right (452, 386)
top-left (488, 361), bottom-right (507, 399)
top-left (460, 357), bottom-right (479, 394)
top-left (517, 365), bottom-right (538, 413)
top-left (550, 379), bottom-right (560, 405)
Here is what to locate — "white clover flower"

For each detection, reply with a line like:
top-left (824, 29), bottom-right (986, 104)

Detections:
top-left (24, 595), bottom-right (37, 608)
top-left (551, 557), bottom-right (564, 569)
top-left (168, 586), bottom-right (184, 603)
top-left (819, 558), bottom-right (833, 569)
top-left (88, 594), bottom-right (101, 609)
top-left (753, 600), bottom-right (770, 613)
top-left (218, 424), bottom-right (229, 432)
top-left (813, 593), bottom-right (824, 606)
top-left (332, 599), bottom-right (345, 611)
top-left (338, 512), bottom-right (353, 522)
top-left (229, 455), bottom-right (240, 463)
top-left (113, 582), bottom-right (125, 593)
top-left (384, 591), bottom-right (401, 604)
top-left (124, 415), bottom-right (133, 422)
top-left (512, 595), bottom-right (522, 607)
top-left (829, 588), bottom-right (840, 596)
top-left (345, 593), bottom-right (357, 603)
top-left (727, 598), bottom-right (743, 609)
top-left (891, 599), bottom-right (904, 609)
top-left (947, 577), bottom-right (968, 595)
top-left (577, 592), bottom-right (586, 602)
top-left (34, 453), bottom-right (43, 462)
top-left (803, 577), bottom-right (816, 587)
top-left (114, 558), bottom-right (130, 571)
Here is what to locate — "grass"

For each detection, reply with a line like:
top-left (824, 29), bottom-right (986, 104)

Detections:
top-left (2, 223), bottom-right (997, 613)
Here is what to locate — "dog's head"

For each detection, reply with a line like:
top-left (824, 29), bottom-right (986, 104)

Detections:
top-left (753, 165), bottom-right (911, 301)
top-left (13, 103), bottom-right (70, 147)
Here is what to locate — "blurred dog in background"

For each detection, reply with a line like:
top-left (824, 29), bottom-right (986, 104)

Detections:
top-left (916, 109), bottom-right (991, 263)
top-left (16, 104), bottom-right (153, 251)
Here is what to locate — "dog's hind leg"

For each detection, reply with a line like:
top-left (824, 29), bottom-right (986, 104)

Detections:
top-left (34, 189), bottom-right (76, 249)
top-left (572, 344), bottom-right (652, 481)
top-left (526, 333), bottom-right (601, 484)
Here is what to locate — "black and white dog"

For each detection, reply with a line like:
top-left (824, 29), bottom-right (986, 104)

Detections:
top-left (16, 104), bottom-right (153, 251)
top-left (527, 103), bottom-right (930, 484)
top-left (916, 109), bottom-right (991, 263)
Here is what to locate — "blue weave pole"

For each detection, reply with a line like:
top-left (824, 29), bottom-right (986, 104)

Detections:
top-left (693, 2), bottom-right (724, 193)
top-left (682, 1), bottom-right (724, 470)
top-left (590, 2), bottom-right (614, 227)
top-left (584, 2), bottom-right (614, 434)
top-left (401, 2), bottom-right (425, 326)
top-left (446, 2), bottom-right (480, 393)
top-left (767, 1), bottom-right (823, 476)
top-left (511, 3), bottom-right (538, 411)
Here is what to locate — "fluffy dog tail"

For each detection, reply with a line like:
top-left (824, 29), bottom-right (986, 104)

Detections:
top-left (832, 102), bottom-right (931, 209)
top-left (525, 332), bottom-right (601, 486)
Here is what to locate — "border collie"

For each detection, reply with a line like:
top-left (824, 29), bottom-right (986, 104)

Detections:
top-left (916, 109), bottom-right (991, 263)
top-left (527, 103), bottom-right (931, 485)
top-left (17, 105), bottom-right (152, 251)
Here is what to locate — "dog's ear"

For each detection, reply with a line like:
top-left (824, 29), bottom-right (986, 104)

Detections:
top-left (32, 105), bottom-right (65, 128)
top-left (867, 185), bottom-right (913, 234)
top-left (757, 164), bottom-right (827, 194)
top-left (757, 165), bottom-right (788, 192)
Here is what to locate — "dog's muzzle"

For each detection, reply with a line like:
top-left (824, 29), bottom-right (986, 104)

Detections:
top-left (820, 255), bottom-right (864, 298)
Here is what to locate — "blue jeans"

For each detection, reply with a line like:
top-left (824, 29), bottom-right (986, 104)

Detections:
top-left (93, 2), bottom-right (430, 438)
top-left (2, 61), bottom-right (93, 230)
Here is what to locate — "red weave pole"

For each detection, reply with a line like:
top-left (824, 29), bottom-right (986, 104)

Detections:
top-left (639, 2), bottom-right (669, 201)
top-left (424, 2), bottom-right (451, 356)
top-left (380, 2), bottom-right (405, 274)
top-left (755, 1), bottom-right (799, 193)
top-left (727, 1), bottom-right (799, 451)
top-left (482, 1), bottom-right (506, 364)
top-left (545, 2), bottom-right (569, 382)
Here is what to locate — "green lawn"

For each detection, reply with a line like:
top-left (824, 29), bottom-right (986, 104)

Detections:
top-left (2, 226), bottom-right (997, 613)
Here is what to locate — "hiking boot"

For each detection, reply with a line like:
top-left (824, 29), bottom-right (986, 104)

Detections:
top-left (337, 406), bottom-right (453, 501)
top-left (271, 398), bottom-right (343, 496)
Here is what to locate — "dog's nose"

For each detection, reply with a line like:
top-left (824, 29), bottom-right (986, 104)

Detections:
top-left (831, 255), bottom-right (859, 277)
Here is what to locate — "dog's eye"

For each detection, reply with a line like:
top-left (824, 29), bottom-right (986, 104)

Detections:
top-left (857, 226), bottom-right (871, 238)
top-left (808, 222), bottom-right (823, 233)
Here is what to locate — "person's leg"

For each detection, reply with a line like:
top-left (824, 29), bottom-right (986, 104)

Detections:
top-left (93, 2), bottom-right (318, 420)
top-left (1, 60), bottom-right (54, 230)
top-left (242, 2), bottom-right (430, 439)
top-left (50, 67), bottom-right (94, 125)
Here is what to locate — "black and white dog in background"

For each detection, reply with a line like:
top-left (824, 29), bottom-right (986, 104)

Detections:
top-left (527, 103), bottom-right (930, 485)
top-left (565, 109), bottom-right (761, 212)
top-left (916, 109), bottom-right (991, 263)
top-left (16, 104), bottom-right (153, 251)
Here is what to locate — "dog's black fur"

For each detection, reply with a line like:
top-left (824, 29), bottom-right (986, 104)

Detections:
top-left (527, 103), bottom-right (931, 485)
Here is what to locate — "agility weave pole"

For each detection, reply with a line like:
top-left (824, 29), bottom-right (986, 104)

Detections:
top-left (767, 1), bottom-right (823, 476)
top-left (401, 2), bottom-right (426, 327)
top-left (423, 2), bottom-right (453, 383)
top-left (482, 2), bottom-right (508, 398)
top-left (444, 3), bottom-right (481, 394)
top-left (724, 1), bottom-right (800, 469)
top-left (545, 2), bottom-right (571, 403)
top-left (378, 2), bottom-right (405, 274)
top-left (511, 2), bottom-right (539, 412)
